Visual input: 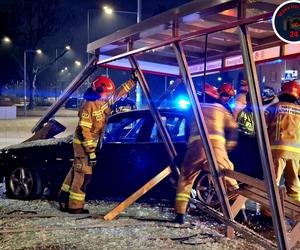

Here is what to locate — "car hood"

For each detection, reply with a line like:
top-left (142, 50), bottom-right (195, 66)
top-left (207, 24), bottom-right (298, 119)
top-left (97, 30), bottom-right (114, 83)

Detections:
top-left (1, 135), bottom-right (73, 151)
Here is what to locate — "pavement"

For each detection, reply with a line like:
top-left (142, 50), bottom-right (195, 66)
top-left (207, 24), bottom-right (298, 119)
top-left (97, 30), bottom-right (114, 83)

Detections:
top-left (0, 107), bottom-right (78, 149)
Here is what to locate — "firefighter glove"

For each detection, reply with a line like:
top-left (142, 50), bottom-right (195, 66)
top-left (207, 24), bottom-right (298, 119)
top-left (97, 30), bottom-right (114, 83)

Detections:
top-left (88, 152), bottom-right (97, 167)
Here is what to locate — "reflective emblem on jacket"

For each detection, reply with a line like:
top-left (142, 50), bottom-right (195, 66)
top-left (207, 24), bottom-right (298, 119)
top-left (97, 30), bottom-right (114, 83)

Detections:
top-left (237, 108), bottom-right (255, 137)
top-left (73, 79), bottom-right (136, 154)
top-left (266, 101), bottom-right (300, 158)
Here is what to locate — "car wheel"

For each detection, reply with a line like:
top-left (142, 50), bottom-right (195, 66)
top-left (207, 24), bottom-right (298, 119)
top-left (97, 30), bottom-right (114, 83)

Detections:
top-left (194, 171), bottom-right (219, 207)
top-left (5, 166), bottom-right (42, 200)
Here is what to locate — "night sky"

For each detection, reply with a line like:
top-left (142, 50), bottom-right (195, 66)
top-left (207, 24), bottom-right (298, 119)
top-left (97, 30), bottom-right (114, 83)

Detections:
top-left (0, 0), bottom-right (192, 98)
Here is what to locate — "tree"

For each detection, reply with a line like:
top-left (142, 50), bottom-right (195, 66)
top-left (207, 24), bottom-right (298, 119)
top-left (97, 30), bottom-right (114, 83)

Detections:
top-left (0, 0), bottom-right (62, 109)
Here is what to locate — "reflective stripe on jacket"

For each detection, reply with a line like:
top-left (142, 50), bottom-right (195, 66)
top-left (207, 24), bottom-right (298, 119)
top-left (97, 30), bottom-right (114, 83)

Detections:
top-left (74, 79), bottom-right (136, 154)
top-left (266, 101), bottom-right (300, 158)
top-left (188, 102), bottom-right (238, 151)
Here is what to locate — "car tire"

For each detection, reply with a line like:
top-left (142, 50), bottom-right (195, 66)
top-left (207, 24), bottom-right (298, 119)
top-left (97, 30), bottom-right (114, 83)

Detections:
top-left (5, 166), bottom-right (42, 200)
top-left (194, 170), bottom-right (219, 207)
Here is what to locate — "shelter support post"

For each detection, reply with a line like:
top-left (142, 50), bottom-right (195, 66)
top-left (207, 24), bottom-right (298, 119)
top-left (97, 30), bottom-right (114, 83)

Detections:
top-left (104, 56), bottom-right (180, 220)
top-left (128, 56), bottom-right (179, 175)
top-left (32, 55), bottom-right (99, 133)
top-left (172, 41), bottom-right (234, 237)
top-left (155, 78), bottom-right (182, 107)
top-left (238, 25), bottom-right (289, 249)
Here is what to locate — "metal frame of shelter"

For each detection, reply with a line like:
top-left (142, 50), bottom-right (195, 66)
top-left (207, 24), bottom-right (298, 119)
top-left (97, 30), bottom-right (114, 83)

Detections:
top-left (32, 1), bottom-right (300, 249)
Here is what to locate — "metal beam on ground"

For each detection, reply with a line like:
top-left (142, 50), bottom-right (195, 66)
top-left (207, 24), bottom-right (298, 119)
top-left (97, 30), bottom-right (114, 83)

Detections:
top-left (238, 24), bottom-right (289, 250)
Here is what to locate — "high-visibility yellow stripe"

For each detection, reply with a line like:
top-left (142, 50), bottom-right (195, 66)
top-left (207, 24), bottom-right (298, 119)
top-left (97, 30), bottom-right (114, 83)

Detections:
top-left (271, 145), bottom-right (300, 153)
top-left (61, 184), bottom-right (70, 192)
top-left (209, 134), bottom-right (226, 144)
top-left (124, 84), bottom-right (130, 92)
top-left (175, 197), bottom-right (190, 202)
top-left (288, 193), bottom-right (300, 201)
top-left (176, 193), bottom-right (190, 198)
top-left (69, 191), bottom-right (85, 201)
top-left (82, 140), bottom-right (97, 147)
top-left (89, 153), bottom-right (96, 159)
top-left (79, 121), bottom-right (93, 128)
top-left (73, 139), bottom-right (82, 144)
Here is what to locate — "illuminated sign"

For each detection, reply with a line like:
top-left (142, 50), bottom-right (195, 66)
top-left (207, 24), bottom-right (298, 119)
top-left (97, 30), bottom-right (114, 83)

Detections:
top-left (225, 55), bottom-right (243, 67)
top-left (224, 46), bottom-right (280, 67)
top-left (285, 70), bottom-right (298, 80)
top-left (284, 43), bottom-right (300, 55)
top-left (189, 59), bottom-right (222, 74)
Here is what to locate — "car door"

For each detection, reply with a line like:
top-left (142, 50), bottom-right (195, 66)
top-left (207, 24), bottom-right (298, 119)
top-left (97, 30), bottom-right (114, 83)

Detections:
top-left (88, 111), bottom-right (188, 199)
top-left (88, 113), bottom-right (149, 198)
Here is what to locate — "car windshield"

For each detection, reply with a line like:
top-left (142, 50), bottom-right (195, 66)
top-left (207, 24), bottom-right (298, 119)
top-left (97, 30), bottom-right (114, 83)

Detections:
top-left (150, 115), bottom-right (186, 143)
top-left (104, 117), bottom-right (145, 143)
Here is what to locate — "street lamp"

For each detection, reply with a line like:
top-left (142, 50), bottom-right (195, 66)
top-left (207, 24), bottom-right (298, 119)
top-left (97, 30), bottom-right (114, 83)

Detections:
top-left (55, 45), bottom-right (71, 99)
top-left (101, 1), bottom-right (142, 109)
top-left (23, 49), bottom-right (43, 115)
top-left (74, 60), bottom-right (81, 66)
top-left (87, 1), bottom-right (142, 108)
top-left (102, 5), bottom-right (137, 16)
top-left (3, 36), bottom-right (12, 44)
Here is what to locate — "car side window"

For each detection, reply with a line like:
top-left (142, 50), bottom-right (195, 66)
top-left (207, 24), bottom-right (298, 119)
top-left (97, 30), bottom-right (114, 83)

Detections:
top-left (150, 116), bottom-right (187, 142)
top-left (104, 117), bottom-right (145, 143)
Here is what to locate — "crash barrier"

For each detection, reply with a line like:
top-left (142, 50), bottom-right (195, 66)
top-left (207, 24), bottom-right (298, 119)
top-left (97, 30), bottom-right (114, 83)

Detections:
top-left (0, 106), bottom-right (16, 119)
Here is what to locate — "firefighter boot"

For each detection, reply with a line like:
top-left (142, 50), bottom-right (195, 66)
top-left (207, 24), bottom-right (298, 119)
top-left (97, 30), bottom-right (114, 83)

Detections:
top-left (174, 213), bottom-right (185, 224)
top-left (68, 208), bottom-right (90, 214)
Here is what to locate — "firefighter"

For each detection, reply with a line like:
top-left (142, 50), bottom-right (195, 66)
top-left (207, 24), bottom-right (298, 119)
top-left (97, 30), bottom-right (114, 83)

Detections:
top-left (175, 84), bottom-right (238, 224)
top-left (232, 80), bottom-right (248, 120)
top-left (261, 86), bottom-right (278, 109)
top-left (265, 80), bottom-right (300, 202)
top-left (58, 76), bottom-right (136, 214)
top-left (218, 82), bottom-right (235, 113)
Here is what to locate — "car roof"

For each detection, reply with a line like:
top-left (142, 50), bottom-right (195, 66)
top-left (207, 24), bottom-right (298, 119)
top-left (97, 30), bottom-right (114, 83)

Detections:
top-left (108, 108), bottom-right (187, 122)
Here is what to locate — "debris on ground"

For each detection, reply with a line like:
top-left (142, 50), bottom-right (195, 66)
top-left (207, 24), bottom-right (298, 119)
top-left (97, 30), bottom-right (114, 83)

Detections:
top-left (0, 183), bottom-right (265, 249)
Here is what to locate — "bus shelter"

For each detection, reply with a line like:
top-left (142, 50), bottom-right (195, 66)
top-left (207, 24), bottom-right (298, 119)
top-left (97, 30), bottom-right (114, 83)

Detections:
top-left (32, 1), bottom-right (299, 249)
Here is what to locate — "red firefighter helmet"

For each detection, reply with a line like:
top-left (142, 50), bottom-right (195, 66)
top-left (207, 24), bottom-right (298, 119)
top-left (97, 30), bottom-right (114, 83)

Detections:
top-left (92, 76), bottom-right (115, 94)
top-left (204, 83), bottom-right (220, 99)
top-left (218, 82), bottom-right (235, 97)
top-left (279, 80), bottom-right (299, 99)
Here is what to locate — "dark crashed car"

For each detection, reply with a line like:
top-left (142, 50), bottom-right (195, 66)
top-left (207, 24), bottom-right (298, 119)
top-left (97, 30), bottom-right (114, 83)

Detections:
top-left (0, 109), bottom-right (188, 200)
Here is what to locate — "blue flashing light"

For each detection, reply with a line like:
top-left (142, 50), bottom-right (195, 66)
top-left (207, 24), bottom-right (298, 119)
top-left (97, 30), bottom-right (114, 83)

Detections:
top-left (176, 96), bottom-right (191, 109)
top-left (229, 102), bottom-right (236, 110)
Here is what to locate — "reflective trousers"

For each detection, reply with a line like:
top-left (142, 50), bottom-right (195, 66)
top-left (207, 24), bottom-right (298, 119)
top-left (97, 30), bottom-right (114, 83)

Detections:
top-left (273, 155), bottom-right (300, 202)
top-left (175, 139), bottom-right (238, 214)
top-left (58, 143), bottom-right (92, 210)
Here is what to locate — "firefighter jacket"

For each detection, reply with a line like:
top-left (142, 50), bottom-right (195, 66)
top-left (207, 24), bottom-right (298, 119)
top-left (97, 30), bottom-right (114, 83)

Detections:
top-left (233, 92), bottom-right (247, 121)
top-left (237, 105), bottom-right (255, 137)
top-left (189, 102), bottom-right (238, 153)
top-left (265, 101), bottom-right (300, 159)
top-left (73, 79), bottom-right (136, 158)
